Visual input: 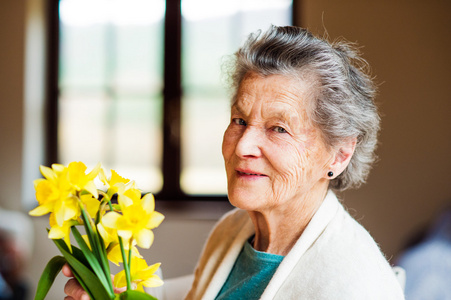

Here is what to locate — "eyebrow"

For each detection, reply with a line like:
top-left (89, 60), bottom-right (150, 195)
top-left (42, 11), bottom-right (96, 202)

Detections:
top-left (231, 103), bottom-right (245, 115)
top-left (231, 102), bottom-right (301, 126)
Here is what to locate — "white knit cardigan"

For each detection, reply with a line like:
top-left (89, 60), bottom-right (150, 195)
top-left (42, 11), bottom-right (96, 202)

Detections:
top-left (185, 190), bottom-right (405, 300)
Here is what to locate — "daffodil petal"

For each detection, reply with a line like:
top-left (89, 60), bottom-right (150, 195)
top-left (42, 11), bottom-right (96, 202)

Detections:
top-left (113, 270), bottom-right (126, 288)
top-left (29, 205), bottom-right (51, 216)
top-left (97, 223), bottom-right (118, 245)
top-left (124, 180), bottom-right (136, 191)
top-left (117, 230), bottom-right (133, 241)
top-left (99, 168), bottom-right (108, 186)
top-left (118, 194), bottom-right (133, 207)
top-left (40, 165), bottom-right (57, 181)
top-left (55, 201), bottom-right (65, 226)
top-left (132, 257), bottom-right (149, 271)
top-left (147, 211), bottom-right (165, 229)
top-left (84, 181), bottom-right (98, 199)
top-left (33, 178), bottom-right (46, 189)
top-left (146, 262), bottom-right (161, 274)
top-left (51, 163), bottom-right (66, 173)
top-left (136, 264), bottom-right (161, 280)
top-left (48, 226), bottom-right (65, 239)
top-left (81, 194), bottom-right (100, 217)
top-left (102, 212), bottom-right (121, 228)
top-left (81, 235), bottom-right (91, 250)
top-left (135, 229), bottom-right (154, 249)
top-left (110, 169), bottom-right (130, 185)
top-left (107, 244), bottom-right (123, 266)
top-left (87, 162), bottom-right (101, 180)
top-left (64, 233), bottom-right (72, 252)
top-left (63, 199), bottom-right (79, 221)
top-left (131, 246), bottom-right (142, 259)
top-left (141, 193), bottom-right (155, 212)
top-left (142, 275), bottom-right (164, 288)
top-left (135, 283), bottom-right (145, 292)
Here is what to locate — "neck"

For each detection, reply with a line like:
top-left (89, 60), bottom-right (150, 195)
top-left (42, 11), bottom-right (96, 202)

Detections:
top-left (248, 184), bottom-right (328, 256)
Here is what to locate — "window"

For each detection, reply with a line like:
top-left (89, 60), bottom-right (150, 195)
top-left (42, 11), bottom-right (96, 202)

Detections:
top-left (47, 0), bottom-right (293, 200)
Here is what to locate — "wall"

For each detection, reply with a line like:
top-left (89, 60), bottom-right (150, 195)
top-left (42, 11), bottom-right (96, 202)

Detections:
top-left (299, 0), bottom-right (451, 258)
top-left (0, 0), bottom-right (25, 211)
top-left (1, 0), bottom-right (451, 299)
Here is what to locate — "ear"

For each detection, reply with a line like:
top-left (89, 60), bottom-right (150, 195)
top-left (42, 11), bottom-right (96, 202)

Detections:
top-left (327, 138), bottom-right (357, 179)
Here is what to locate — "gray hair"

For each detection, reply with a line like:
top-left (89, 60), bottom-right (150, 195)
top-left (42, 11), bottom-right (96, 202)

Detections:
top-left (228, 25), bottom-right (380, 191)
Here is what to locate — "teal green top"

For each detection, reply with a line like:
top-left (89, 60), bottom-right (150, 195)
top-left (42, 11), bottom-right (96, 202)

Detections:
top-left (215, 239), bottom-right (284, 300)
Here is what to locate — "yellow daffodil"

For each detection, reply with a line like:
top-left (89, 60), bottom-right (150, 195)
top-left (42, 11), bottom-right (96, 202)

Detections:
top-left (99, 169), bottom-right (132, 198)
top-left (80, 193), bottom-right (100, 218)
top-left (53, 194), bottom-right (80, 227)
top-left (117, 187), bottom-right (142, 208)
top-left (106, 243), bottom-right (142, 266)
top-left (29, 179), bottom-right (62, 216)
top-left (98, 222), bottom-right (119, 245)
top-left (48, 212), bottom-right (78, 250)
top-left (114, 257), bottom-right (163, 292)
top-left (31, 162), bottom-right (165, 298)
top-left (29, 165), bottom-right (72, 217)
top-left (107, 243), bottom-right (123, 266)
top-left (29, 163), bottom-right (100, 225)
top-left (67, 162), bottom-right (101, 198)
top-left (102, 193), bottom-right (164, 249)
top-left (30, 169), bottom-right (80, 227)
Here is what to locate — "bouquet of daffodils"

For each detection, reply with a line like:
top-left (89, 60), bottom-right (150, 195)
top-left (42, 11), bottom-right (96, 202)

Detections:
top-left (29, 162), bottom-right (164, 299)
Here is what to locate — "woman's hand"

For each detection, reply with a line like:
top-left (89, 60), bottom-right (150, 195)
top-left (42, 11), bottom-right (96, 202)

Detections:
top-left (62, 264), bottom-right (89, 300)
top-left (62, 264), bottom-right (126, 299)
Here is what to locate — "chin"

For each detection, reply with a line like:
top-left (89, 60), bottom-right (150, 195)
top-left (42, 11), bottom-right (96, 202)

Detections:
top-left (227, 190), bottom-right (265, 211)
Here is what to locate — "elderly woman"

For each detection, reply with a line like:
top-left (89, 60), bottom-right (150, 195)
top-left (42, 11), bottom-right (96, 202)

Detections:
top-left (185, 25), bottom-right (404, 299)
top-left (64, 25), bottom-right (404, 299)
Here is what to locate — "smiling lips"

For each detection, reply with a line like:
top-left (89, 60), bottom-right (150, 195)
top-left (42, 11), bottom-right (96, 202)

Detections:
top-left (236, 170), bottom-right (267, 177)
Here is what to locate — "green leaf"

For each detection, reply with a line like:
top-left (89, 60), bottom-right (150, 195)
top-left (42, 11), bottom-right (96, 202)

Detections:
top-left (118, 290), bottom-right (158, 300)
top-left (80, 209), bottom-right (102, 260)
top-left (96, 226), bottom-right (115, 290)
top-left (34, 255), bottom-right (66, 300)
top-left (50, 234), bottom-right (90, 267)
top-left (53, 238), bottom-right (114, 299)
top-left (71, 227), bottom-right (112, 292)
top-left (79, 208), bottom-right (114, 291)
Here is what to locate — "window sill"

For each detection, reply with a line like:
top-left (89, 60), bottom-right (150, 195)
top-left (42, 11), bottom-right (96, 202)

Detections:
top-left (155, 199), bottom-right (234, 221)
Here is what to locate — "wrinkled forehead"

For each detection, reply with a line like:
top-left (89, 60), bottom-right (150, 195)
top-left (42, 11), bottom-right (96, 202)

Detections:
top-left (232, 71), bottom-right (318, 121)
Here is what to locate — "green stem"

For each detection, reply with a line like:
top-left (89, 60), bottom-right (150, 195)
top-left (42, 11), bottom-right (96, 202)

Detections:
top-left (118, 236), bottom-right (132, 290)
top-left (78, 192), bottom-right (114, 295)
top-left (128, 239), bottom-right (132, 275)
top-left (106, 196), bottom-right (132, 290)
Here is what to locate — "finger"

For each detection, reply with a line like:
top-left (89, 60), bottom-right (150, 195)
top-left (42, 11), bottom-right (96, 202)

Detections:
top-left (62, 263), bottom-right (74, 277)
top-left (114, 286), bottom-right (127, 294)
top-left (64, 297), bottom-right (75, 300)
top-left (64, 278), bottom-right (90, 300)
top-left (110, 275), bottom-right (126, 294)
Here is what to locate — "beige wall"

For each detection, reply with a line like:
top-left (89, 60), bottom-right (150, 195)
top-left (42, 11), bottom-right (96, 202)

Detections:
top-left (0, 0), bottom-right (26, 211)
top-left (1, 0), bottom-right (451, 299)
top-left (299, 0), bottom-right (451, 258)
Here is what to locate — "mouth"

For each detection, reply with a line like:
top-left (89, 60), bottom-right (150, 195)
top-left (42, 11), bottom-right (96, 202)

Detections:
top-left (236, 169), bottom-right (267, 177)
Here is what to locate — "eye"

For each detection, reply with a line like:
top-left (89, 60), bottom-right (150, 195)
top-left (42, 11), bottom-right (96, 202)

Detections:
top-left (233, 118), bottom-right (247, 126)
top-left (273, 126), bottom-right (287, 133)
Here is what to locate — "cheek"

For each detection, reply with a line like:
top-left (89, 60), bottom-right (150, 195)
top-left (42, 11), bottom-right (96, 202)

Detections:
top-left (222, 125), bottom-right (236, 162)
top-left (270, 139), bottom-right (323, 189)
top-left (269, 141), bottom-right (306, 184)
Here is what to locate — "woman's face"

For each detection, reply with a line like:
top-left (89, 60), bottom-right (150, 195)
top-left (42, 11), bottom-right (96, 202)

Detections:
top-left (222, 72), bottom-right (333, 212)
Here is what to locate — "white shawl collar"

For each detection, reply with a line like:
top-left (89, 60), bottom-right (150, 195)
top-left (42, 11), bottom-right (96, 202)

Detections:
top-left (201, 190), bottom-right (340, 300)
top-left (261, 190), bottom-right (339, 299)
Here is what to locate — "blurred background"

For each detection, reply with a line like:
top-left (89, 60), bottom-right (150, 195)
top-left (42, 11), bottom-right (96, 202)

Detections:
top-left (1, 0), bottom-right (450, 299)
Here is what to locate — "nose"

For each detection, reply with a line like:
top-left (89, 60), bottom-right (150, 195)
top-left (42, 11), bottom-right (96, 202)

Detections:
top-left (235, 126), bottom-right (262, 158)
